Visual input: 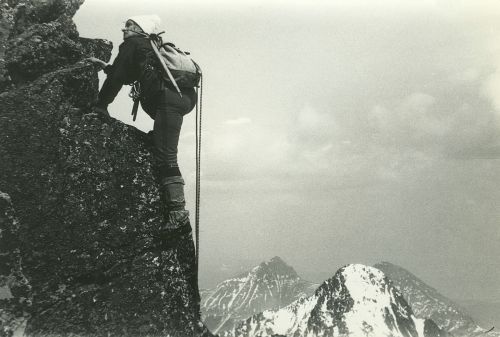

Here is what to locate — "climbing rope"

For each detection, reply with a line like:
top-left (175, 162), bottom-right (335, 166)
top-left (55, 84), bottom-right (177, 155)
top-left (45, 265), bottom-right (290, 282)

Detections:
top-left (195, 74), bottom-right (203, 274)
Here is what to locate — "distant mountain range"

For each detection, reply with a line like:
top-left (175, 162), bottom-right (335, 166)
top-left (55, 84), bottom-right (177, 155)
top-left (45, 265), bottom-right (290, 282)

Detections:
top-left (201, 257), bottom-right (497, 337)
top-left (201, 256), bottom-right (317, 334)
top-left (230, 264), bottom-right (446, 337)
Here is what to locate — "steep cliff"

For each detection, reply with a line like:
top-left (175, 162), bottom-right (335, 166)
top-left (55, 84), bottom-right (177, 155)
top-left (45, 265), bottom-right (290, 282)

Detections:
top-left (0, 1), bottom-right (206, 336)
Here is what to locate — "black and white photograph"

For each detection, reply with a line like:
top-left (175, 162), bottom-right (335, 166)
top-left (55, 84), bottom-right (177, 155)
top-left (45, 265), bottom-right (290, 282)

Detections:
top-left (0, 0), bottom-right (499, 336)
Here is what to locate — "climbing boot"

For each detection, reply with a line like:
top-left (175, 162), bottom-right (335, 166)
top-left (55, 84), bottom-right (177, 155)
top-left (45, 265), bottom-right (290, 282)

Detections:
top-left (161, 176), bottom-right (192, 240)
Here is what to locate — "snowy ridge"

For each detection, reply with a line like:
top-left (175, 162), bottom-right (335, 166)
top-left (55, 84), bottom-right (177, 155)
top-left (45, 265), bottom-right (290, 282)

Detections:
top-left (230, 264), bottom-right (447, 337)
top-left (201, 257), bottom-right (317, 334)
top-left (341, 264), bottom-right (416, 336)
top-left (243, 296), bottom-right (317, 337)
top-left (375, 262), bottom-right (499, 337)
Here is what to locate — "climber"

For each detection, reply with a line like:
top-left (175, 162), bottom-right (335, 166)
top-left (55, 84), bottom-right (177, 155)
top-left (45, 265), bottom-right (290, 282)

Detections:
top-left (87, 15), bottom-right (197, 239)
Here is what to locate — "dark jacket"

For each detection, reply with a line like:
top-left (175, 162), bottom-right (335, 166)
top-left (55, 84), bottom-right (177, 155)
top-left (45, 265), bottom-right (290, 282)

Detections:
top-left (96, 36), bottom-right (163, 109)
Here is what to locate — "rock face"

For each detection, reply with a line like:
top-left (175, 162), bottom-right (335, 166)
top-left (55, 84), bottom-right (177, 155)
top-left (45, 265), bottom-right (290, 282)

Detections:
top-left (201, 256), bottom-right (317, 334)
top-left (0, 1), bottom-right (206, 336)
top-left (374, 262), bottom-right (500, 337)
top-left (230, 264), bottom-right (447, 337)
top-left (0, 0), bottom-right (99, 90)
top-left (0, 192), bottom-right (30, 337)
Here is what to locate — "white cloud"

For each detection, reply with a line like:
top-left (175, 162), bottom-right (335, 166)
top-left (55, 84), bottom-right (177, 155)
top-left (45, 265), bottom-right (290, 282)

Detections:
top-left (366, 92), bottom-right (500, 159)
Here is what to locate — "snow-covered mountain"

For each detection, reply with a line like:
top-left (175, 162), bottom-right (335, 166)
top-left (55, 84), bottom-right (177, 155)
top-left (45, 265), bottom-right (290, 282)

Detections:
top-left (230, 264), bottom-right (446, 337)
top-left (374, 262), bottom-right (499, 337)
top-left (201, 256), bottom-right (317, 334)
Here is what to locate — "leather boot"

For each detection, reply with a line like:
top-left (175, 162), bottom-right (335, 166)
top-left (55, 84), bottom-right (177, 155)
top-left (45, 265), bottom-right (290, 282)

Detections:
top-left (161, 176), bottom-right (192, 237)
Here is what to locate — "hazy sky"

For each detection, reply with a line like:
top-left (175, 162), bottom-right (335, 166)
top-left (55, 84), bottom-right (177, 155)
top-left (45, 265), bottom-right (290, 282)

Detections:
top-left (75, 0), bottom-right (500, 302)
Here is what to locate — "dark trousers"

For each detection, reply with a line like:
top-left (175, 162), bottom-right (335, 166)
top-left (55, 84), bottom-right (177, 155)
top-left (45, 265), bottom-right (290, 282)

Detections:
top-left (144, 86), bottom-right (197, 182)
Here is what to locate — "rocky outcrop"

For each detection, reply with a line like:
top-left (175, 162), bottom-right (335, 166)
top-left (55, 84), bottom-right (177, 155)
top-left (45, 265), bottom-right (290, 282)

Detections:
top-left (0, 1), bottom-right (207, 336)
top-left (1, 0), bottom-right (104, 90)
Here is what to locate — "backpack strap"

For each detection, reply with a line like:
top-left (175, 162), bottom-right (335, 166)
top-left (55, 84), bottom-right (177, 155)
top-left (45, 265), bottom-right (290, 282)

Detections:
top-left (147, 33), bottom-right (183, 98)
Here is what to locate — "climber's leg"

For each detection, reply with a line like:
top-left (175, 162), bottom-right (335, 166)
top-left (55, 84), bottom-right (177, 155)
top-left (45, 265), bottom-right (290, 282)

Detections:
top-left (153, 87), bottom-right (196, 181)
top-left (152, 87), bottom-right (201, 324)
top-left (152, 87), bottom-right (196, 235)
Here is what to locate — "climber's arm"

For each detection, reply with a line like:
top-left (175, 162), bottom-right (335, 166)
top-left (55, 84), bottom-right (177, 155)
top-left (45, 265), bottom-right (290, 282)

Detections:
top-left (96, 76), bottom-right (123, 109)
top-left (86, 57), bottom-right (107, 69)
top-left (95, 39), bottom-right (136, 109)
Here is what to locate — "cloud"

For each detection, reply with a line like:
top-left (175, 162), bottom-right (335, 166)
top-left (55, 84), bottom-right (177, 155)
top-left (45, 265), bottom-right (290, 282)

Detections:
top-left (367, 93), bottom-right (444, 150)
top-left (188, 0), bottom-right (500, 191)
top-left (365, 90), bottom-right (500, 158)
top-left (201, 79), bottom-right (500, 194)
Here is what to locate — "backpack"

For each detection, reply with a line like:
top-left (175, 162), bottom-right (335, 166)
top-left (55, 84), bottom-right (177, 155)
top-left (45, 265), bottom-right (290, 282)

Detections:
top-left (158, 42), bottom-right (202, 89)
top-left (129, 36), bottom-right (202, 121)
top-left (148, 36), bottom-right (201, 97)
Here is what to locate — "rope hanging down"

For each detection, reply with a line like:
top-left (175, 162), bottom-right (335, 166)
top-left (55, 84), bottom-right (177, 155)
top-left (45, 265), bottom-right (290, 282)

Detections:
top-left (195, 74), bottom-right (203, 274)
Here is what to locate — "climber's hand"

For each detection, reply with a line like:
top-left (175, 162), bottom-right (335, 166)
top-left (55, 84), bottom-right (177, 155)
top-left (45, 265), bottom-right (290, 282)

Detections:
top-left (85, 57), bottom-right (107, 69)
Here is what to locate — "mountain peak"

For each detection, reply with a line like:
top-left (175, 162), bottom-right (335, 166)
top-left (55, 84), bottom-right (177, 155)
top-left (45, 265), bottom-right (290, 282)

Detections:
top-left (253, 256), bottom-right (298, 278)
top-left (375, 261), bottom-right (417, 275)
top-left (314, 263), bottom-right (407, 310)
top-left (233, 263), bottom-right (446, 337)
top-left (314, 264), bottom-right (388, 298)
top-left (343, 263), bottom-right (385, 279)
top-left (261, 255), bottom-right (288, 267)
top-left (341, 264), bottom-right (388, 299)
top-left (376, 261), bottom-right (398, 268)
top-left (201, 257), bottom-right (316, 334)
top-left (270, 255), bottom-right (285, 264)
